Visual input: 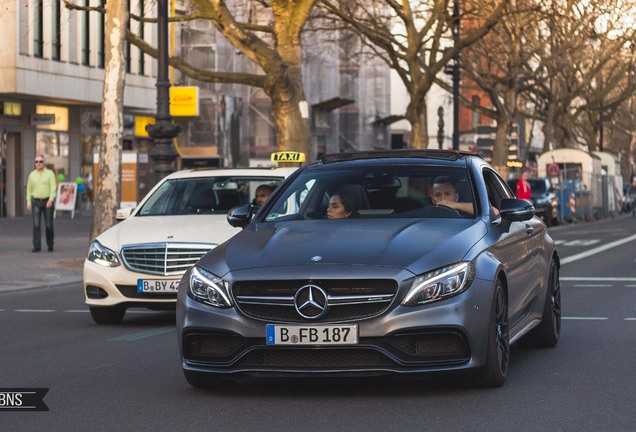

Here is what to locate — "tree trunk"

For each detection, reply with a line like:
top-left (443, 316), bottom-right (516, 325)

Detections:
top-left (406, 100), bottom-right (429, 149)
top-left (90, 0), bottom-right (127, 241)
top-left (542, 103), bottom-right (557, 153)
top-left (491, 118), bottom-right (513, 178)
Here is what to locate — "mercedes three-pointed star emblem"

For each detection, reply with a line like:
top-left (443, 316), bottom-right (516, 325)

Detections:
top-left (294, 284), bottom-right (328, 319)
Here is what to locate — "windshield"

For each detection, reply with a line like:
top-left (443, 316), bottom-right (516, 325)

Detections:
top-left (137, 176), bottom-right (284, 216)
top-left (262, 165), bottom-right (475, 221)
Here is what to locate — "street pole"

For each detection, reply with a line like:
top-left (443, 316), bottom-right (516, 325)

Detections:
top-left (452, 0), bottom-right (460, 151)
top-left (146, 0), bottom-right (181, 183)
top-left (599, 81), bottom-right (604, 152)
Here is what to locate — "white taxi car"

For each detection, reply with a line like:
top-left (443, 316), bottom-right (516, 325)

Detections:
top-left (84, 167), bottom-right (295, 324)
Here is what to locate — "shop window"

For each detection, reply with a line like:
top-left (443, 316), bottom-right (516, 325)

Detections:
top-left (36, 131), bottom-right (69, 178)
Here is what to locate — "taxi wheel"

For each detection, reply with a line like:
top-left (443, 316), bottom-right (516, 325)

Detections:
top-left (89, 306), bottom-right (126, 324)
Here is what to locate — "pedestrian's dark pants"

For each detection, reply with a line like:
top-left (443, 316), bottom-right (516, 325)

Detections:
top-left (32, 198), bottom-right (54, 250)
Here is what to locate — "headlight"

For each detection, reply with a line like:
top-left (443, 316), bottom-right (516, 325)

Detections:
top-left (402, 262), bottom-right (475, 306)
top-left (188, 266), bottom-right (232, 308)
top-left (87, 241), bottom-right (121, 267)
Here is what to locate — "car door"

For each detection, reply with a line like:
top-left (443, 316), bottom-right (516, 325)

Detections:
top-left (483, 169), bottom-right (545, 329)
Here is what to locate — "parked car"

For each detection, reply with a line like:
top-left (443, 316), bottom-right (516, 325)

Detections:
top-left (83, 167), bottom-right (296, 324)
top-left (507, 177), bottom-right (559, 226)
top-left (177, 150), bottom-right (561, 388)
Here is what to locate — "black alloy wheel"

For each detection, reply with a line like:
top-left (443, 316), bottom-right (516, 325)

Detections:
top-left (476, 280), bottom-right (509, 388)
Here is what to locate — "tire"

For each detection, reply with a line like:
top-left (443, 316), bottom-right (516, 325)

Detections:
top-left (475, 280), bottom-right (509, 388)
top-left (183, 370), bottom-right (234, 388)
top-left (89, 306), bottom-right (126, 324)
top-left (519, 260), bottom-right (561, 348)
top-left (544, 207), bottom-right (552, 227)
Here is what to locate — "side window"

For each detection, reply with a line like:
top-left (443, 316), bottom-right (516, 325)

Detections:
top-left (483, 169), bottom-right (512, 213)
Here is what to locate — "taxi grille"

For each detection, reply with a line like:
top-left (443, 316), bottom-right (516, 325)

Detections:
top-left (120, 243), bottom-right (214, 276)
top-left (232, 279), bottom-right (398, 323)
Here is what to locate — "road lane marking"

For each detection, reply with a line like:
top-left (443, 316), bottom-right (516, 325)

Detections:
top-left (560, 233), bottom-right (636, 265)
top-left (561, 277), bottom-right (636, 281)
top-left (558, 240), bottom-right (601, 247)
top-left (625, 318), bottom-right (636, 321)
top-left (108, 327), bottom-right (175, 342)
top-left (572, 284), bottom-right (613, 287)
top-left (562, 317), bottom-right (609, 320)
top-left (14, 309), bottom-right (56, 313)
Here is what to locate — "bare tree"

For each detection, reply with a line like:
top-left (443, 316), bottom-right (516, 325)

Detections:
top-left (525, 0), bottom-right (636, 153)
top-left (128, 0), bottom-right (319, 155)
top-left (91, 0), bottom-right (127, 240)
top-left (457, 0), bottom-right (540, 173)
top-left (320, 0), bottom-right (508, 149)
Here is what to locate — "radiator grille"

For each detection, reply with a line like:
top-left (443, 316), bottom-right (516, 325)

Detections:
top-left (232, 279), bottom-right (398, 323)
top-left (121, 243), bottom-right (215, 276)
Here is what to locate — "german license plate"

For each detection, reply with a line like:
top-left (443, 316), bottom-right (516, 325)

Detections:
top-left (266, 324), bottom-right (358, 345)
top-left (137, 279), bottom-right (180, 293)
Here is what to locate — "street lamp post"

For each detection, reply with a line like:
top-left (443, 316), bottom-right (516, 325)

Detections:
top-left (146, 0), bottom-right (181, 182)
top-left (452, 0), bottom-right (460, 151)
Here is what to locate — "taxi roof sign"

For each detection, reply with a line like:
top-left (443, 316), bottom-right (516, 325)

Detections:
top-left (271, 152), bottom-right (305, 163)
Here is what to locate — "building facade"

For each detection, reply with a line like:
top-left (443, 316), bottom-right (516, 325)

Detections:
top-left (1, 0), bottom-right (392, 218)
top-left (0, 0), bottom-right (158, 218)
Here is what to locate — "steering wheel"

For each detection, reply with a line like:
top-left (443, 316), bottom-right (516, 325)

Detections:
top-left (422, 204), bottom-right (461, 218)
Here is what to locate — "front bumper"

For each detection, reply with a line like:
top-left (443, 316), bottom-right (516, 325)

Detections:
top-left (83, 260), bottom-right (180, 308)
top-left (177, 273), bottom-right (496, 377)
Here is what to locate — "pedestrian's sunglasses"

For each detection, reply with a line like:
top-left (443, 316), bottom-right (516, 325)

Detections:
top-left (35, 159), bottom-right (44, 164)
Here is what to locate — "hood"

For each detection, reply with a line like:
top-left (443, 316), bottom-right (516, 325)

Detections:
top-left (203, 218), bottom-right (488, 273)
top-left (96, 215), bottom-right (241, 251)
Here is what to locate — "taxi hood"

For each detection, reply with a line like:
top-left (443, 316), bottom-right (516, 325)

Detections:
top-left (95, 215), bottom-right (241, 250)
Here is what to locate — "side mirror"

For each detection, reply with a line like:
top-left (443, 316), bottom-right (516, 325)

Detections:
top-left (499, 198), bottom-right (535, 221)
top-left (115, 207), bottom-right (134, 221)
top-left (227, 204), bottom-right (255, 228)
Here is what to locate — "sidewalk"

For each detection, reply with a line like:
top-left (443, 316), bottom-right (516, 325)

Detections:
top-left (0, 213), bottom-right (92, 293)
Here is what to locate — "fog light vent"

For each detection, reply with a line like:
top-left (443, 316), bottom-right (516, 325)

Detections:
top-left (86, 285), bottom-right (108, 299)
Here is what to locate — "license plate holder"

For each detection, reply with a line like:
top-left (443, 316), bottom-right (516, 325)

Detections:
top-left (266, 324), bottom-right (358, 345)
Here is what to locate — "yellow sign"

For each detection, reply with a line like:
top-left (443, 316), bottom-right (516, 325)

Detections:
top-left (506, 160), bottom-right (524, 168)
top-left (35, 105), bottom-right (68, 131)
top-left (3, 101), bottom-right (21, 116)
top-left (134, 116), bottom-right (156, 137)
top-left (170, 86), bottom-right (199, 117)
top-left (271, 152), bottom-right (306, 163)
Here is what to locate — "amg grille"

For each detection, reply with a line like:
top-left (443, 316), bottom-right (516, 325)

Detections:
top-left (120, 243), bottom-right (214, 276)
top-left (232, 279), bottom-right (398, 323)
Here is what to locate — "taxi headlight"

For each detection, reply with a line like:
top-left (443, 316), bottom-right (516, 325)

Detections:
top-left (189, 266), bottom-right (232, 308)
top-left (402, 262), bottom-right (475, 306)
top-left (87, 241), bottom-right (121, 267)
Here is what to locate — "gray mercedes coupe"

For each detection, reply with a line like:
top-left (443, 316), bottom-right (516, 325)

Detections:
top-left (176, 150), bottom-right (561, 388)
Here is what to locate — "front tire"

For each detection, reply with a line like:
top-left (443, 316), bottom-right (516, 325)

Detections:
top-left (476, 280), bottom-right (509, 388)
top-left (89, 306), bottom-right (126, 324)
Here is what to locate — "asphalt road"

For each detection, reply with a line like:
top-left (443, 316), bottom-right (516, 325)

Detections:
top-left (1, 216), bottom-right (635, 432)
